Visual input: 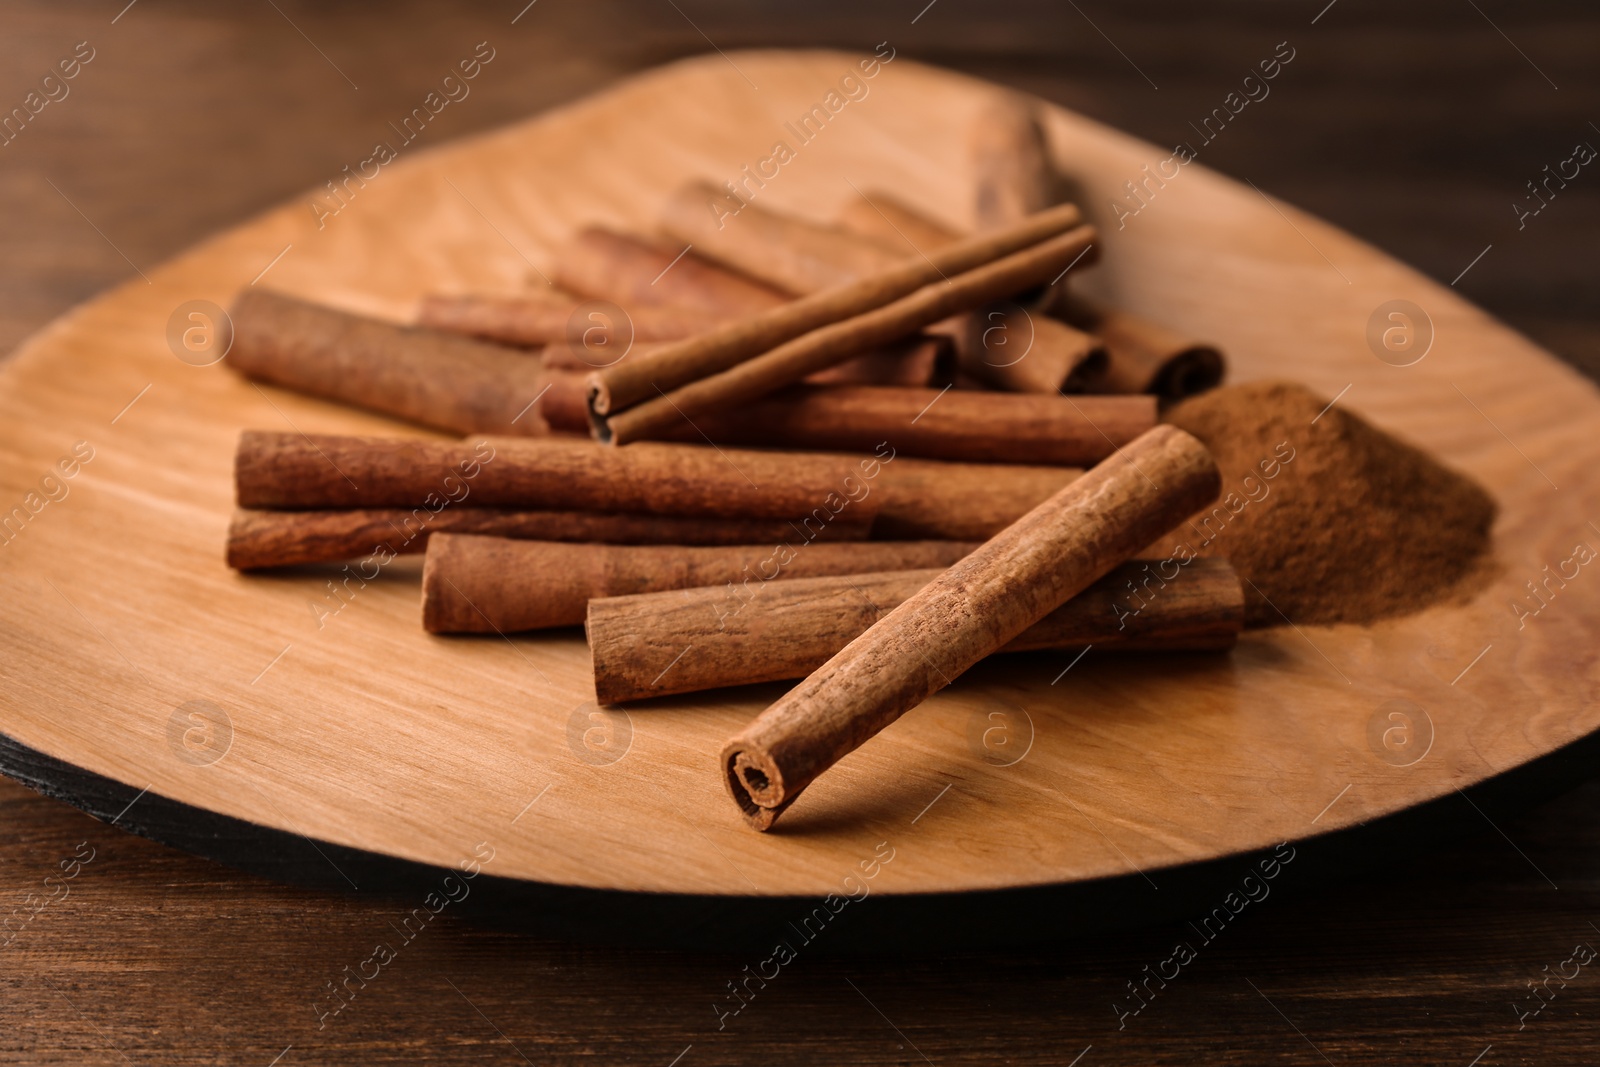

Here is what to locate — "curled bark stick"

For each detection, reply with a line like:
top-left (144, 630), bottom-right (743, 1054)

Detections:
top-left (421, 535), bottom-right (976, 633)
top-left (1058, 296), bottom-right (1225, 399)
top-left (660, 181), bottom-right (907, 296)
top-left (226, 506), bottom-right (871, 570)
top-left (720, 424), bottom-right (1220, 830)
top-left (552, 227), bottom-right (788, 319)
top-left (589, 557), bottom-right (1243, 703)
top-left (226, 289), bottom-right (550, 436)
top-left (417, 291), bottom-right (723, 347)
top-left (234, 431), bottom-right (1077, 541)
top-left (655, 386), bottom-right (1154, 466)
top-left (970, 94), bottom-right (1054, 231)
top-left (598, 223), bottom-right (1099, 444)
top-left (588, 201), bottom-right (1085, 417)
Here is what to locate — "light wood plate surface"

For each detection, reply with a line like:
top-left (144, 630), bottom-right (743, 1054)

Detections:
top-left (1, 51), bottom-right (1596, 920)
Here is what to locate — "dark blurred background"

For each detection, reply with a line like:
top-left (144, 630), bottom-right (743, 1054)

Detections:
top-left (1, 2), bottom-right (1597, 1063)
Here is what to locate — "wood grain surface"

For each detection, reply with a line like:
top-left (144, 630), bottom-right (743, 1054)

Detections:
top-left (1, 1), bottom-right (1597, 1063)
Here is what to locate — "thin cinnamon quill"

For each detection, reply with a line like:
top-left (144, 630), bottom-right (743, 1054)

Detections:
top-left (421, 535), bottom-right (976, 632)
top-left (721, 424), bottom-right (1220, 830)
top-left (227, 289), bottom-right (551, 436)
top-left (226, 507), bottom-right (872, 570)
top-left (597, 222), bottom-right (1099, 444)
top-left (589, 557), bottom-right (1243, 703)
top-left (656, 385), bottom-right (1154, 466)
top-left (234, 432), bottom-right (1079, 542)
top-left (836, 192), bottom-right (1105, 393)
top-left (587, 201), bottom-right (1086, 418)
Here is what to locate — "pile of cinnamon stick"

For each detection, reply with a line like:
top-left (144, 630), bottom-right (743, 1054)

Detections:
top-left (225, 93), bottom-right (1239, 829)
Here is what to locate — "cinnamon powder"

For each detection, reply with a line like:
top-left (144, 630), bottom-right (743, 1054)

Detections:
top-left (1161, 381), bottom-right (1497, 627)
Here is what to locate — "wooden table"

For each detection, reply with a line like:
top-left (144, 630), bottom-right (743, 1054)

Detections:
top-left (1, 1), bottom-right (1596, 1062)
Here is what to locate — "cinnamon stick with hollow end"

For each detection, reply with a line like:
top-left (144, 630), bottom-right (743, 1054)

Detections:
top-left (970, 94), bottom-right (1054, 231)
top-left (226, 289), bottom-right (553, 436)
top-left (227, 507), bottom-right (873, 570)
top-left (552, 227), bottom-right (789, 319)
top-left (836, 192), bottom-right (1104, 393)
top-left (588, 201), bottom-right (1086, 417)
top-left (721, 424), bottom-right (1221, 830)
top-left (235, 431), bottom-right (1079, 542)
top-left (598, 223), bottom-right (1100, 445)
top-left (235, 432), bottom-right (885, 522)
top-left (1058, 296), bottom-right (1225, 399)
top-left (660, 181), bottom-right (909, 297)
top-left (421, 535), bottom-right (978, 633)
top-left (589, 557), bottom-right (1243, 703)
top-left (658, 386), bottom-right (1154, 466)
top-left (416, 291), bottom-right (723, 347)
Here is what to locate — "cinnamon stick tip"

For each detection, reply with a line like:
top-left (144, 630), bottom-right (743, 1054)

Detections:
top-left (719, 742), bottom-right (787, 831)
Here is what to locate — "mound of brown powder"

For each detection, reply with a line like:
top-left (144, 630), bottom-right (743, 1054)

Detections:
top-left (1161, 380), bottom-right (1498, 627)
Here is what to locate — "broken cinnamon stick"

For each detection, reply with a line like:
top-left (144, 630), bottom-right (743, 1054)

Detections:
top-left (421, 535), bottom-right (977, 633)
top-left (588, 201), bottom-right (1086, 417)
top-left (226, 506), bottom-right (872, 570)
top-left (659, 386), bottom-right (1154, 466)
top-left (1058, 296), bottom-right (1225, 399)
top-left (417, 291), bottom-right (722, 347)
top-left (227, 289), bottom-right (551, 436)
top-left (720, 424), bottom-right (1220, 830)
top-left (552, 227), bottom-right (789, 319)
top-left (836, 192), bottom-right (1104, 393)
top-left (598, 222), bottom-right (1099, 444)
top-left (589, 557), bottom-right (1243, 703)
top-left (234, 432), bottom-right (1078, 542)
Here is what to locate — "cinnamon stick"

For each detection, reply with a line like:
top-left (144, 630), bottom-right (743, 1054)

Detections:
top-left (588, 201), bottom-right (1086, 417)
top-left (874, 457), bottom-right (1078, 541)
top-left (589, 557), bottom-right (1243, 703)
top-left (597, 223), bottom-right (1099, 444)
top-left (234, 432), bottom-right (882, 522)
top-left (552, 227), bottom-right (788, 319)
top-left (659, 385), bottom-right (1154, 466)
top-left (234, 431), bottom-right (1078, 542)
top-left (227, 506), bottom-right (872, 570)
top-left (720, 424), bottom-right (1220, 830)
top-left (803, 334), bottom-right (952, 388)
top-left (837, 192), bottom-right (1105, 393)
top-left (226, 289), bottom-right (552, 436)
top-left (421, 535), bottom-right (977, 633)
top-left (1058, 296), bottom-right (1225, 399)
top-left (660, 181), bottom-right (907, 297)
top-left (417, 291), bottom-right (722, 347)
top-left (970, 94), bottom-right (1054, 230)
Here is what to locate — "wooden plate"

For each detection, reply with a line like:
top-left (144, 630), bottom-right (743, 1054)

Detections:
top-left (2, 51), bottom-right (1597, 945)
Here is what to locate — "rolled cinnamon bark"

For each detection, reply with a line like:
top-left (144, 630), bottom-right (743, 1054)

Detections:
top-left (660, 181), bottom-right (907, 297)
top-left (589, 557), bottom-right (1243, 703)
top-left (804, 334), bottom-right (952, 388)
top-left (720, 424), bottom-right (1220, 830)
top-left (836, 192), bottom-right (1104, 394)
top-left (599, 223), bottom-right (1099, 445)
top-left (874, 457), bottom-right (1078, 541)
top-left (421, 535), bottom-right (977, 633)
top-left (661, 386), bottom-right (1154, 466)
top-left (416, 291), bottom-right (722, 347)
top-left (227, 290), bottom-right (552, 436)
top-left (970, 94), bottom-right (1054, 231)
top-left (588, 201), bottom-right (1086, 417)
top-left (234, 432), bottom-right (882, 522)
top-left (1058, 296), bottom-right (1225, 399)
top-left (552, 227), bottom-right (788, 319)
top-left (226, 506), bottom-right (872, 570)
top-left (234, 431), bottom-right (1078, 542)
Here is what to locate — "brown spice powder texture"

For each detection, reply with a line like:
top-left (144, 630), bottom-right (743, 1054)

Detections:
top-left (1160, 381), bottom-right (1498, 627)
